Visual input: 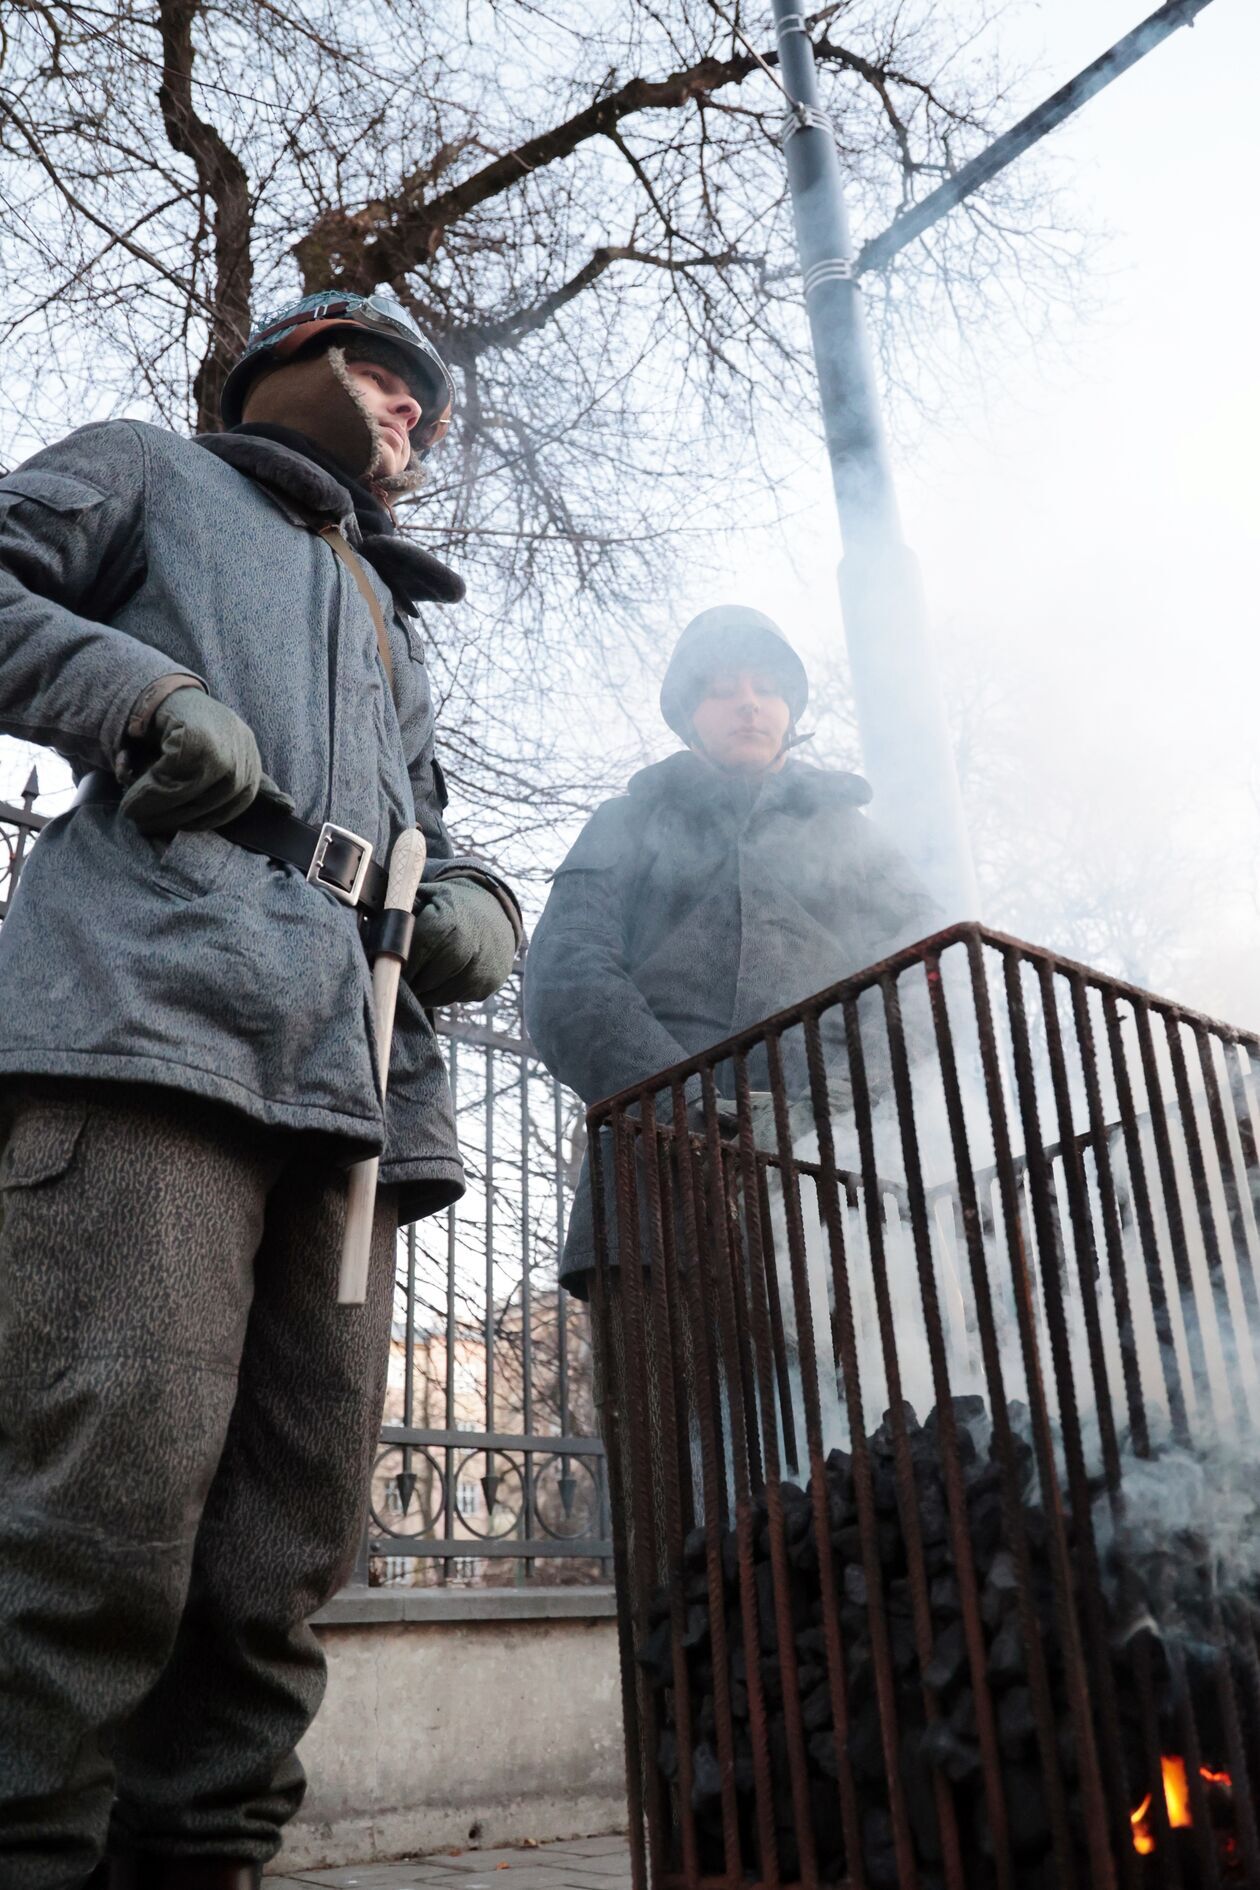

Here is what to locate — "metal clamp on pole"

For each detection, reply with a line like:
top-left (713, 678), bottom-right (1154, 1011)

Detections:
top-left (338, 825), bottom-right (427, 1305)
top-left (779, 102), bottom-right (833, 144)
top-left (802, 256), bottom-right (856, 294)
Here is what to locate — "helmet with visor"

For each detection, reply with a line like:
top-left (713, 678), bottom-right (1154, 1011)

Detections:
top-left (221, 289), bottom-right (454, 457)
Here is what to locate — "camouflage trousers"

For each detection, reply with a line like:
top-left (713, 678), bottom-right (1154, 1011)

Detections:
top-left (0, 1080), bottom-right (398, 1889)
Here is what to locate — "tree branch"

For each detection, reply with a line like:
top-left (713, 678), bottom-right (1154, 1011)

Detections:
top-left (0, 90), bottom-right (198, 298)
top-left (294, 48), bottom-right (765, 293)
top-left (155, 0), bottom-right (251, 430)
top-left (292, 21), bottom-right (965, 300)
top-left (447, 242), bottom-right (742, 360)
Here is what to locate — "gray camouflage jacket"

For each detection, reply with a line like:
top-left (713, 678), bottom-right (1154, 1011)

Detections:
top-left (524, 750), bottom-right (939, 1287)
top-left (0, 419), bottom-right (518, 1222)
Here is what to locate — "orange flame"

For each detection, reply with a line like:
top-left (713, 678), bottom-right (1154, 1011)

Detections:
top-left (1131, 1757), bottom-right (1232, 1855)
top-left (1164, 1756), bottom-right (1193, 1829)
top-left (1131, 1793), bottom-right (1154, 1856)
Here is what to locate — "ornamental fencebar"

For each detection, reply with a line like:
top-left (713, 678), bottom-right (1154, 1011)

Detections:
top-left (368, 971), bottom-right (610, 1586)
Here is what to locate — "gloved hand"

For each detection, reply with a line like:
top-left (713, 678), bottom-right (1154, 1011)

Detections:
top-left (120, 686), bottom-right (293, 835)
top-left (687, 1091), bottom-right (809, 1152)
top-left (688, 1092), bottom-right (774, 1145)
top-left (405, 875), bottom-right (519, 1006)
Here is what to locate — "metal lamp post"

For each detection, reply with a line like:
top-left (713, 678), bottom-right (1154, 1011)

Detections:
top-left (765, 0), bottom-right (1215, 919)
top-left (770, 1), bottom-right (977, 917)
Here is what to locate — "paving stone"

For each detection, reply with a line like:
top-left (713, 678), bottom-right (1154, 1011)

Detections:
top-left (465, 1873), bottom-right (604, 1889)
top-left (280, 1837), bottom-right (632, 1890)
top-left (285, 1867), bottom-right (449, 1888)
top-left (528, 1839), bottom-right (627, 1858)
top-left (551, 1858), bottom-right (630, 1876)
top-left (421, 1851), bottom-right (558, 1872)
top-left (534, 1880), bottom-right (631, 1889)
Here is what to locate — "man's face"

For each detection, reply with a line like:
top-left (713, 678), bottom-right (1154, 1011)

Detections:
top-left (343, 357), bottom-right (422, 475)
top-left (689, 666), bottom-right (791, 774)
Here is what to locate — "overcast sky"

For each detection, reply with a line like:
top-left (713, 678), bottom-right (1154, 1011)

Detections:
top-left (4, 0), bottom-right (1256, 1014)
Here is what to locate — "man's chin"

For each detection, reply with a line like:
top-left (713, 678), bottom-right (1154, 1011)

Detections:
top-left (717, 748), bottom-right (777, 775)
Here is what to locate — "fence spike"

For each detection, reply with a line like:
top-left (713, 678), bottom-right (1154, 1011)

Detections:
top-left (394, 1468), bottom-right (417, 1517)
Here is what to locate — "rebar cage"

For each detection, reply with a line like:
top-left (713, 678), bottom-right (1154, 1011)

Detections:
top-left (588, 922), bottom-right (1260, 1890)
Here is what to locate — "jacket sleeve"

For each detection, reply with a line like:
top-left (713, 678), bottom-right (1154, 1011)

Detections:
top-left (524, 799), bottom-right (698, 1107)
top-left (848, 810), bottom-right (943, 1070)
top-left (405, 729), bottom-right (522, 942)
top-left (848, 810), bottom-right (943, 954)
top-left (0, 422), bottom-right (193, 776)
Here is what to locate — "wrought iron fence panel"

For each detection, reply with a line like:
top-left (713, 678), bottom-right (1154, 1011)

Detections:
top-left (370, 971), bottom-right (608, 1585)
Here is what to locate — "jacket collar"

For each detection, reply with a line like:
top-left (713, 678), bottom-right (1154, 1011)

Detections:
top-left (232, 422), bottom-right (396, 539)
top-left (626, 748), bottom-right (872, 812)
top-left (195, 429), bottom-right (465, 607)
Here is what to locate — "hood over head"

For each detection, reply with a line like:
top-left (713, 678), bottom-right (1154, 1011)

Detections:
top-left (660, 604), bottom-right (809, 740)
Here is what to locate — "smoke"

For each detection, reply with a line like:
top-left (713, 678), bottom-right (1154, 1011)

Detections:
top-left (1096, 1437), bottom-right (1260, 1606)
top-left (755, 937), bottom-right (1260, 1644)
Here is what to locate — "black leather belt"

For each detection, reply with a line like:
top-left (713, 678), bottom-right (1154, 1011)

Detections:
top-left (75, 773), bottom-right (389, 914)
top-left (219, 802), bottom-right (388, 912)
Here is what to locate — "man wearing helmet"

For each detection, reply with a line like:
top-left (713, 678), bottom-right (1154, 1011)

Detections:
top-left (0, 291), bottom-right (521, 1889)
top-left (524, 604), bottom-right (939, 1296)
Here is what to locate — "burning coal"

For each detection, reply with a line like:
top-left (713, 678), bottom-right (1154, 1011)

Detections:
top-left (1130, 1757), bottom-right (1235, 1860)
top-left (638, 1396), bottom-right (1260, 1887)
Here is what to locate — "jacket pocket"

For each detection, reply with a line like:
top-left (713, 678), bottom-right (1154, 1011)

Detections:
top-left (0, 1094), bottom-right (87, 1190)
top-left (153, 826), bottom-right (245, 901)
top-left (0, 469), bottom-right (106, 517)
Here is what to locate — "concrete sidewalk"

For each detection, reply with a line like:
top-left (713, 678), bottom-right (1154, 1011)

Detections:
top-left (270, 1833), bottom-right (632, 1890)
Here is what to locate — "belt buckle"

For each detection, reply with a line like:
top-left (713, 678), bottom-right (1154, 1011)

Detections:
top-left (308, 822), bottom-right (373, 908)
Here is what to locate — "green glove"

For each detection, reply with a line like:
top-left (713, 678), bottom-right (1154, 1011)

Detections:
top-left (405, 876), bottom-right (519, 1006)
top-left (688, 1092), bottom-right (810, 1151)
top-left (121, 686), bottom-right (293, 835)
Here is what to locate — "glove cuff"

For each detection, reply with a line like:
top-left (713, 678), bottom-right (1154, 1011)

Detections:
top-left (426, 865), bottom-right (524, 949)
top-left (125, 672), bottom-right (208, 743)
top-left (116, 673), bottom-right (208, 784)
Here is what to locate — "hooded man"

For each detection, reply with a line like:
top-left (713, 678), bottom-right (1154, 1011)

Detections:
top-left (524, 603), bottom-right (939, 1297)
top-left (0, 289), bottom-right (522, 1889)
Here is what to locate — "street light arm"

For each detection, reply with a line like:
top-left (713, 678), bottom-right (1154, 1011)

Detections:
top-left (855, 0), bottom-right (1216, 278)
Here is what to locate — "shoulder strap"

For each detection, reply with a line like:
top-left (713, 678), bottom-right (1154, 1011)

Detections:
top-left (318, 523), bottom-right (394, 698)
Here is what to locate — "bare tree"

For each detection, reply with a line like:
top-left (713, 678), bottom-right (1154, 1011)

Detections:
top-left (0, 0), bottom-right (1086, 871)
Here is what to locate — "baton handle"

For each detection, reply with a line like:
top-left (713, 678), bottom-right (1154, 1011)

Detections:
top-left (338, 827), bottom-right (427, 1304)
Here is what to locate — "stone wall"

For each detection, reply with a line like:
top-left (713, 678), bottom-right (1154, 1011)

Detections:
top-left (274, 1588), bottom-right (627, 1872)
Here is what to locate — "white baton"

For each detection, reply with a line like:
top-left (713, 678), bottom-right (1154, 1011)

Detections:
top-left (338, 826), bottom-right (427, 1305)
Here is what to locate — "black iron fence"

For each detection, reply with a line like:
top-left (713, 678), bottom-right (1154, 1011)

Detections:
top-left (0, 767), bottom-right (45, 918)
top-left (369, 978), bottom-right (610, 1586)
top-left (0, 780), bottom-right (607, 1587)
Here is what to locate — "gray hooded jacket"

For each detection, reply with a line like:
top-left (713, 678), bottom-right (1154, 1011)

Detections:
top-left (0, 419), bottom-right (517, 1222)
top-left (525, 748), bottom-right (939, 1288)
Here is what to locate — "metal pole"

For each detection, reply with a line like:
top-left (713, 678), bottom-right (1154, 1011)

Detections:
top-left (770, 3), bottom-right (977, 917)
top-left (856, 0), bottom-right (1216, 279)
